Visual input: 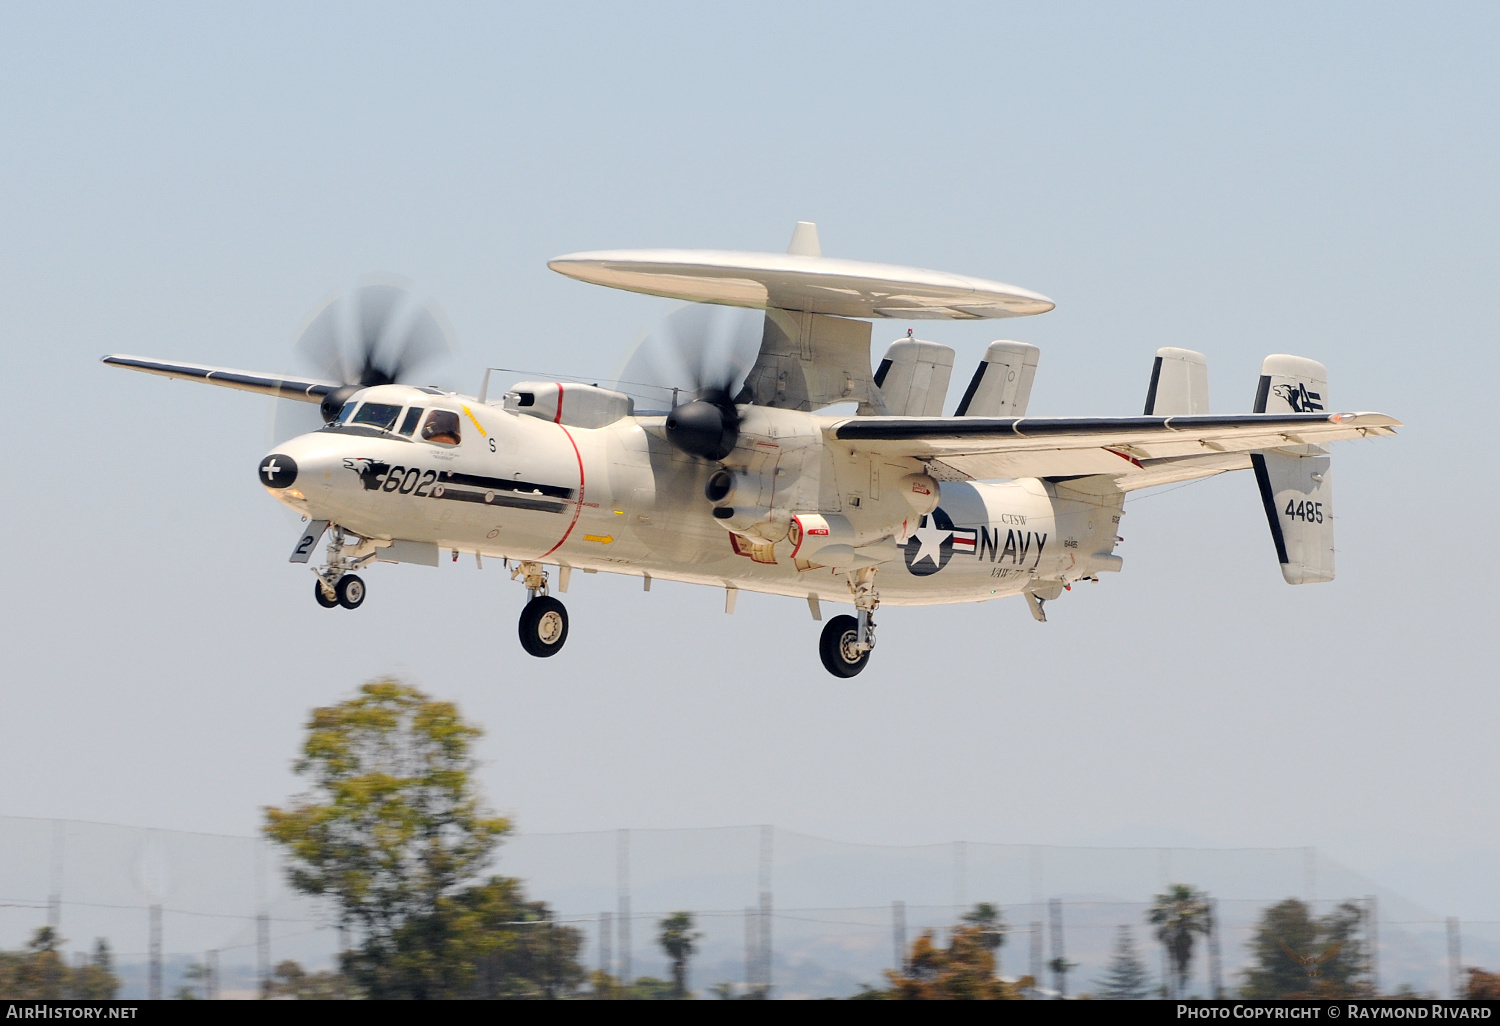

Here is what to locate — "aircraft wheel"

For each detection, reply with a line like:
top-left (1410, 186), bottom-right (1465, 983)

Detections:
top-left (819, 615), bottom-right (870, 678)
top-left (314, 580), bottom-right (339, 608)
top-left (519, 596), bottom-right (569, 657)
top-left (336, 574), bottom-right (366, 610)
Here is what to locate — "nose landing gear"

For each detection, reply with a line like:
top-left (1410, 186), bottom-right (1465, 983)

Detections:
top-left (513, 560), bottom-right (569, 657)
top-left (311, 526), bottom-right (377, 610)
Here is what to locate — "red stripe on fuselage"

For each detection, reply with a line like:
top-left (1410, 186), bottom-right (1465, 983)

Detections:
top-left (542, 418), bottom-right (584, 558)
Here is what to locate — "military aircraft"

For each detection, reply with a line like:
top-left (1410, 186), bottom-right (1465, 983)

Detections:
top-left (103, 223), bottom-right (1399, 676)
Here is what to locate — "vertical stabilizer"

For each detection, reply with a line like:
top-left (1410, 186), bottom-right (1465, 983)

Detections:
top-left (955, 340), bottom-right (1040, 417)
top-left (787, 221), bottom-right (822, 257)
top-left (873, 337), bottom-right (955, 416)
top-left (1144, 347), bottom-right (1209, 415)
top-left (1251, 354), bottom-right (1335, 584)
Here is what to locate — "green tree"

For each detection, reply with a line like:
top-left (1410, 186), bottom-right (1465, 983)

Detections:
top-left (268, 959), bottom-right (356, 999)
top-left (0, 930), bottom-right (118, 1000)
top-left (72, 940), bottom-right (118, 1000)
top-left (865, 926), bottom-right (1029, 1000)
top-left (265, 679), bottom-right (583, 998)
top-left (657, 911), bottom-right (700, 998)
top-left (1149, 884), bottom-right (1212, 998)
top-left (1240, 898), bottom-right (1370, 999)
top-left (961, 903), bottom-right (1006, 972)
top-left (1097, 925), bottom-right (1152, 999)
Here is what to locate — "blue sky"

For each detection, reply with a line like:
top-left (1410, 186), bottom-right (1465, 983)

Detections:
top-left (1, 1), bottom-right (1497, 926)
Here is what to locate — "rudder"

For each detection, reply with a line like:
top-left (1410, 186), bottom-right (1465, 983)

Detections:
top-left (1252, 355), bottom-right (1335, 584)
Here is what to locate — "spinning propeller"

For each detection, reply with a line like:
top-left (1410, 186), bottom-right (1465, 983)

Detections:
top-left (614, 304), bottom-right (761, 462)
top-left (272, 280), bottom-right (453, 443)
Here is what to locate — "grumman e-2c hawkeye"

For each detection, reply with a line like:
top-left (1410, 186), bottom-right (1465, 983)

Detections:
top-left (103, 224), bottom-right (1400, 677)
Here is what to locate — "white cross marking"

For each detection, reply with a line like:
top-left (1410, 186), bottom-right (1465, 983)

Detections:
top-left (263, 459), bottom-right (281, 481)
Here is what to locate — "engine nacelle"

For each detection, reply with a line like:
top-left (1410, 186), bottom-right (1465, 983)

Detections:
top-left (897, 473), bottom-right (941, 515)
top-left (788, 512), bottom-right (898, 570)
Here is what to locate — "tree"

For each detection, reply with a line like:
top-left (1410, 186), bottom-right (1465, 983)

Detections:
top-left (73, 940), bottom-right (118, 1001)
top-left (0, 930), bottom-right (118, 1000)
top-left (1239, 898), bottom-right (1370, 998)
top-left (1466, 968), bottom-right (1500, 1000)
top-left (1097, 925), bottom-right (1152, 999)
top-left (1149, 884), bottom-right (1212, 998)
top-left (657, 911), bottom-right (700, 999)
top-left (268, 959), bottom-right (355, 1000)
top-left (265, 679), bottom-right (583, 998)
top-left (961, 903), bottom-right (1006, 972)
top-left (867, 926), bottom-right (1029, 999)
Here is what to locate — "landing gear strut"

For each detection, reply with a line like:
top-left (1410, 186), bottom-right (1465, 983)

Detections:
top-left (311, 525), bottom-right (377, 610)
top-left (513, 560), bottom-right (569, 657)
top-left (819, 567), bottom-right (879, 677)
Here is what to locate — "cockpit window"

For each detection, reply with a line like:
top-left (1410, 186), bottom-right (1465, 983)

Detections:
top-left (334, 402), bottom-right (357, 426)
top-left (421, 409), bottom-right (462, 446)
top-left (398, 406), bottom-right (424, 436)
top-left (351, 402), bottom-right (402, 432)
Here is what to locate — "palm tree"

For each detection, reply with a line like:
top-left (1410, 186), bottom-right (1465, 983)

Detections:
top-left (1149, 884), bottom-right (1212, 998)
top-left (657, 911), bottom-right (701, 999)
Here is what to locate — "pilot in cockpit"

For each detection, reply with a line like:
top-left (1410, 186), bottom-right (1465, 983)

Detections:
top-left (421, 409), bottom-right (461, 446)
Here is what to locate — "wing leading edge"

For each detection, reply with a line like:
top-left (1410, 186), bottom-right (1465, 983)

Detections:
top-left (829, 411), bottom-right (1400, 486)
top-left (102, 355), bottom-right (337, 403)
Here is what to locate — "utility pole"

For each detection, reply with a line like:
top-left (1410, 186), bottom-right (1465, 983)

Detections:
top-left (892, 901), bottom-right (907, 973)
top-left (207, 949), bottom-right (219, 1000)
top-left (759, 825), bottom-right (773, 996)
top-left (599, 911), bottom-right (612, 989)
top-left (1447, 917), bottom-right (1462, 1000)
top-left (255, 835), bottom-right (270, 997)
top-left (953, 841), bottom-right (966, 929)
top-left (256, 912), bottom-right (270, 997)
top-left (1366, 895), bottom-right (1379, 995)
top-left (1049, 898), bottom-right (1066, 999)
top-left (616, 829), bottom-right (631, 987)
top-left (1208, 898), bottom-right (1223, 998)
top-left (48, 820), bottom-right (63, 933)
top-left (745, 906), bottom-right (756, 994)
top-left (1029, 920), bottom-right (1042, 998)
top-left (148, 904), bottom-right (162, 1001)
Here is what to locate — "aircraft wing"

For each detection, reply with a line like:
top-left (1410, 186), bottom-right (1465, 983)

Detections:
top-left (828, 411), bottom-right (1400, 487)
top-left (101, 355), bottom-right (338, 403)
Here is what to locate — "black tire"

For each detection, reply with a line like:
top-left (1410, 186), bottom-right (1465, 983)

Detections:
top-left (519, 595), bottom-right (569, 657)
top-left (336, 574), bottom-right (366, 610)
top-left (314, 580), bottom-right (339, 608)
top-left (819, 614), bottom-right (870, 678)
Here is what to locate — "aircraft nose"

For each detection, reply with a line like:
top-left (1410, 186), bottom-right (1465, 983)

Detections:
top-left (257, 451), bottom-right (299, 490)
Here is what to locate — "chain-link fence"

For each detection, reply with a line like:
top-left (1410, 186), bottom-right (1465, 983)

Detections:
top-left (0, 817), bottom-right (1492, 999)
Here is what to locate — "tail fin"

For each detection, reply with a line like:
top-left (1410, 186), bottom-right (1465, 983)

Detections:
top-left (955, 340), bottom-right (1040, 417)
top-left (872, 337), bottom-right (954, 416)
top-left (1143, 347), bottom-right (1209, 415)
top-left (1252, 355), bottom-right (1334, 584)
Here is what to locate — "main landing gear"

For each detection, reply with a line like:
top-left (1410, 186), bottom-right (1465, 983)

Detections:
top-left (819, 567), bottom-right (879, 678)
top-left (312, 526), bottom-right (376, 611)
top-left (513, 560), bottom-right (569, 658)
